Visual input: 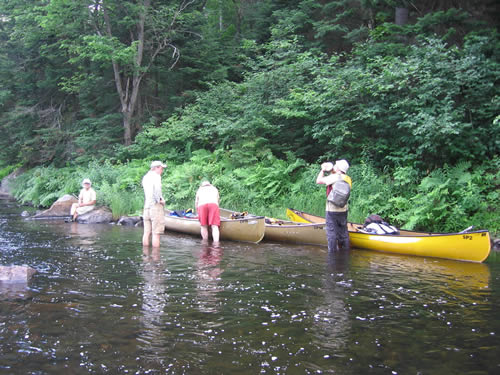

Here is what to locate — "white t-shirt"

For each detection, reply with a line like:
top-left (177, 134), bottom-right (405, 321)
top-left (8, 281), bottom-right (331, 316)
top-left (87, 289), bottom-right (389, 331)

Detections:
top-left (142, 170), bottom-right (163, 209)
top-left (79, 188), bottom-right (96, 205)
top-left (195, 185), bottom-right (219, 208)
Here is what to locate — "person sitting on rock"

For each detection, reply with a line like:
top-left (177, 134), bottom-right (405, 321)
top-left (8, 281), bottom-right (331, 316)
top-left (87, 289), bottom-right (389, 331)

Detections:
top-left (69, 178), bottom-right (97, 222)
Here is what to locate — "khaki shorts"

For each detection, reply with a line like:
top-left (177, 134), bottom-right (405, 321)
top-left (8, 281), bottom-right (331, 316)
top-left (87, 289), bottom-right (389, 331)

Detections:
top-left (70, 203), bottom-right (95, 216)
top-left (143, 204), bottom-right (165, 234)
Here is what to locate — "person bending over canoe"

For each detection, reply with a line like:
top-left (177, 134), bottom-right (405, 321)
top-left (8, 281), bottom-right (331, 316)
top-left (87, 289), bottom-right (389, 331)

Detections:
top-left (195, 181), bottom-right (220, 243)
top-left (69, 178), bottom-right (97, 222)
top-left (316, 160), bottom-right (352, 252)
top-left (142, 161), bottom-right (167, 248)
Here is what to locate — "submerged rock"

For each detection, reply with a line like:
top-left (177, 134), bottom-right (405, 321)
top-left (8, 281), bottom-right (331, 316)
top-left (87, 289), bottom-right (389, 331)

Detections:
top-left (493, 239), bottom-right (500, 252)
top-left (33, 194), bottom-right (77, 218)
top-left (76, 206), bottom-right (113, 224)
top-left (117, 216), bottom-right (142, 226)
top-left (0, 265), bottom-right (37, 283)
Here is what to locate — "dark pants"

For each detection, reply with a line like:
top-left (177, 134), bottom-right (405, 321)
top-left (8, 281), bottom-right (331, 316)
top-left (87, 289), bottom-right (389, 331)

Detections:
top-left (326, 211), bottom-right (350, 252)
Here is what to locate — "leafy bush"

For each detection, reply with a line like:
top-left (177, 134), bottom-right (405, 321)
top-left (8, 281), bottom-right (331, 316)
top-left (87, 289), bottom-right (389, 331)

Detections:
top-left (0, 163), bottom-right (22, 180)
top-left (8, 153), bottom-right (499, 237)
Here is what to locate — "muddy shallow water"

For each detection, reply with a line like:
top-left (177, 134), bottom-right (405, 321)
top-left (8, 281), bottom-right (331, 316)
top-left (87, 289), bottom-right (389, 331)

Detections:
top-left (1, 198), bottom-right (499, 374)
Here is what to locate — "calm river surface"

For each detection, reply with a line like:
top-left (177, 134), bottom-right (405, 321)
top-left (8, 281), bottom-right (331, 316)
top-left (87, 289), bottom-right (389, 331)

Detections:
top-left (1, 197), bottom-right (499, 374)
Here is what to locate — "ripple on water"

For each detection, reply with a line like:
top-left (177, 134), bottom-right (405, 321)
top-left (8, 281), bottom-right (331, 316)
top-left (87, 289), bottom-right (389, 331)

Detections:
top-left (1, 202), bottom-right (499, 374)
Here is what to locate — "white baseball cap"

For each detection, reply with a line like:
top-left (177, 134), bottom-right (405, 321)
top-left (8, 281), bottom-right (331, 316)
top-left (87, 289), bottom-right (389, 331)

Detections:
top-left (322, 162), bottom-right (334, 172)
top-left (150, 161), bottom-right (167, 168)
top-left (335, 159), bottom-right (349, 173)
top-left (82, 178), bottom-right (92, 186)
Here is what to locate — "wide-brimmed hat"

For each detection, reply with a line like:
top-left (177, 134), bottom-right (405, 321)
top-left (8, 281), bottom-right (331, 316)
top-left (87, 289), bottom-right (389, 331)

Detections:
top-left (335, 159), bottom-right (349, 173)
top-left (150, 160), bottom-right (167, 168)
top-left (82, 178), bottom-right (92, 187)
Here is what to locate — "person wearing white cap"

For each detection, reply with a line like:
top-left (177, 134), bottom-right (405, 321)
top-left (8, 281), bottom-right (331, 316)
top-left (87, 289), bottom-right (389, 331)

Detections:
top-left (316, 159), bottom-right (352, 252)
top-left (195, 180), bottom-right (220, 243)
top-left (142, 161), bottom-right (167, 247)
top-left (69, 178), bottom-right (97, 221)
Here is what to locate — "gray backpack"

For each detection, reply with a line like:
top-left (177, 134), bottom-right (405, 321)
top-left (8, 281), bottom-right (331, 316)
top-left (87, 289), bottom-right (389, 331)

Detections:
top-left (327, 179), bottom-right (351, 207)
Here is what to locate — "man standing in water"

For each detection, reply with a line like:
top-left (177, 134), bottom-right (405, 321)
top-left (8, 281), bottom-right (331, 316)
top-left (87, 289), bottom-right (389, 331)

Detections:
top-left (195, 180), bottom-right (220, 243)
top-left (316, 160), bottom-right (352, 252)
top-left (142, 161), bottom-right (167, 248)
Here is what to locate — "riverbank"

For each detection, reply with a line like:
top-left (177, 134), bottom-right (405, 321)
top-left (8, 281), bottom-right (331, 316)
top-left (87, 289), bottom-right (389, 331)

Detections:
top-left (1, 154), bottom-right (499, 239)
top-left (2, 180), bottom-right (500, 262)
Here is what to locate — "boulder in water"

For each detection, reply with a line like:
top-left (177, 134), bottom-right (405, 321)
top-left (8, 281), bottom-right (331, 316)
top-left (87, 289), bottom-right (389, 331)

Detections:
top-left (493, 239), bottom-right (500, 252)
top-left (33, 194), bottom-right (77, 218)
top-left (0, 265), bottom-right (37, 283)
top-left (76, 206), bottom-right (113, 224)
top-left (117, 216), bottom-right (142, 226)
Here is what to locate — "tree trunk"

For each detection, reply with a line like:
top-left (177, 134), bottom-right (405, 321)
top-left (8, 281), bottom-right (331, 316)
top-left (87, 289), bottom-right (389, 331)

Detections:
top-left (101, 0), bottom-right (150, 145)
top-left (123, 109), bottom-right (133, 146)
top-left (395, 7), bottom-right (409, 26)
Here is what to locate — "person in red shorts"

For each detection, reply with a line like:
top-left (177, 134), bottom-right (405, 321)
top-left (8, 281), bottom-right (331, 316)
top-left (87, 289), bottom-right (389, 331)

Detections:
top-left (195, 181), bottom-right (220, 243)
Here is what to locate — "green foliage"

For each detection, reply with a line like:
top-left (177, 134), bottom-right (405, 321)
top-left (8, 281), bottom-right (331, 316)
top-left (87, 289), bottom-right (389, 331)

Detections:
top-left (390, 160), bottom-right (500, 234)
top-left (344, 159), bottom-right (500, 236)
top-left (10, 166), bottom-right (79, 207)
top-left (6, 151), bottom-right (498, 237)
top-left (1, 0), bottom-right (499, 238)
top-left (9, 160), bottom-right (147, 218)
top-left (0, 164), bottom-right (22, 181)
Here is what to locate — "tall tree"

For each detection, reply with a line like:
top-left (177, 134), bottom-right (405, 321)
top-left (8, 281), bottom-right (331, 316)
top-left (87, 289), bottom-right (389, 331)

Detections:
top-left (104, 1), bottom-right (198, 145)
top-left (47, 0), bottom-right (200, 145)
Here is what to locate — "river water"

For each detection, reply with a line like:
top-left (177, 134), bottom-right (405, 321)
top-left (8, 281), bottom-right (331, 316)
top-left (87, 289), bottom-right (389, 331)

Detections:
top-left (1, 197), bottom-right (499, 374)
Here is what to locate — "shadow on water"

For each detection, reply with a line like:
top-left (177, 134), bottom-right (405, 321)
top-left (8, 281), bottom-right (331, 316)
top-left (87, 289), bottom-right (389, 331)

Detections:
top-left (1, 198), bottom-right (499, 374)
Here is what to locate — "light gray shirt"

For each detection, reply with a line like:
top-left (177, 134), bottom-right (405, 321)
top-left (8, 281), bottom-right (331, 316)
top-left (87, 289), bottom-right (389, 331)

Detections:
top-left (142, 170), bottom-right (163, 209)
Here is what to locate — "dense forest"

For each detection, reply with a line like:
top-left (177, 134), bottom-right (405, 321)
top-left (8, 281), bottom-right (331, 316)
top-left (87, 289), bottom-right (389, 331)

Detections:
top-left (0, 0), bottom-right (498, 235)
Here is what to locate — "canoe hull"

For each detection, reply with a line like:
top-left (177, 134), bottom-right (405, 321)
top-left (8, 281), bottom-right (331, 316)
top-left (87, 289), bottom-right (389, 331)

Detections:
top-left (286, 208), bottom-right (491, 263)
top-left (349, 230), bottom-right (491, 263)
top-left (264, 222), bottom-right (328, 246)
top-left (219, 208), bottom-right (328, 246)
top-left (164, 209), bottom-right (265, 244)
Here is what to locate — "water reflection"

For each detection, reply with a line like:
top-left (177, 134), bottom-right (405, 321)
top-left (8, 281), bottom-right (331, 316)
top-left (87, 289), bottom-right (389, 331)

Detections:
top-left (139, 245), bottom-right (168, 354)
top-left (345, 251), bottom-right (495, 374)
top-left (0, 281), bottom-right (34, 301)
top-left (310, 251), bottom-right (351, 352)
top-left (353, 250), bottom-right (491, 304)
top-left (195, 241), bottom-right (223, 313)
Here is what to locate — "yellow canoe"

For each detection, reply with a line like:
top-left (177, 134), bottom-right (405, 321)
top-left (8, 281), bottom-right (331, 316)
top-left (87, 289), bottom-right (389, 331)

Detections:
top-left (287, 208), bottom-right (491, 263)
top-left (164, 208), bottom-right (266, 244)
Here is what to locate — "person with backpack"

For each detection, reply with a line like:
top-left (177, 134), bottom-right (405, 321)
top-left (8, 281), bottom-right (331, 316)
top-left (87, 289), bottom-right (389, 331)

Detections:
top-left (316, 160), bottom-right (352, 252)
